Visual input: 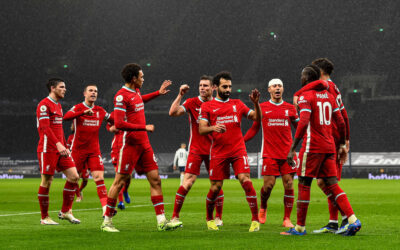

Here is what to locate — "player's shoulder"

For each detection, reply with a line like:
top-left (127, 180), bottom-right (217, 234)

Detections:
top-left (282, 101), bottom-right (296, 109)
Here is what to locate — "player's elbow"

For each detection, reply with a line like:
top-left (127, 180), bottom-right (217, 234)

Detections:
top-left (115, 120), bottom-right (124, 130)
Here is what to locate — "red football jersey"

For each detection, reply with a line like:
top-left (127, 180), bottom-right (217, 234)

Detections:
top-left (327, 80), bottom-right (348, 142)
top-left (181, 96), bottom-right (212, 155)
top-left (199, 98), bottom-right (252, 158)
top-left (66, 134), bottom-right (74, 150)
top-left (296, 90), bottom-right (341, 153)
top-left (64, 102), bottom-right (110, 154)
top-left (114, 86), bottom-right (149, 145)
top-left (36, 96), bottom-right (66, 153)
top-left (260, 100), bottom-right (299, 159)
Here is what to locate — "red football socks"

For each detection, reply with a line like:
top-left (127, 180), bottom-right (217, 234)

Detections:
top-left (61, 181), bottom-right (77, 213)
top-left (172, 186), bottom-right (188, 218)
top-left (151, 195), bottom-right (165, 215)
top-left (328, 197), bottom-right (339, 221)
top-left (241, 181), bottom-right (258, 221)
top-left (104, 197), bottom-right (117, 217)
top-left (260, 186), bottom-right (271, 210)
top-left (323, 183), bottom-right (354, 218)
top-left (215, 189), bottom-right (224, 219)
top-left (284, 188), bottom-right (295, 219)
top-left (206, 189), bottom-right (219, 221)
top-left (296, 184), bottom-right (311, 226)
top-left (95, 180), bottom-right (108, 207)
top-left (38, 186), bottom-right (49, 219)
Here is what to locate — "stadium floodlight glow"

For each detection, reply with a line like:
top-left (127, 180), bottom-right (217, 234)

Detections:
top-left (63, 64), bottom-right (68, 69)
top-left (353, 89), bottom-right (358, 93)
top-left (379, 28), bottom-right (384, 32)
top-left (237, 89), bottom-right (242, 93)
top-left (270, 32), bottom-right (275, 36)
top-left (146, 63), bottom-right (151, 67)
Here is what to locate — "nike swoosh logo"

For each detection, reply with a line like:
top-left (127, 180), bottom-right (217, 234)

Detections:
top-left (265, 111), bottom-right (272, 114)
top-left (213, 108), bottom-right (220, 112)
top-left (131, 97), bottom-right (135, 100)
top-left (195, 108), bottom-right (200, 111)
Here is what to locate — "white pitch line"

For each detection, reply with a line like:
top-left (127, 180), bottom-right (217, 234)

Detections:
top-left (0, 203), bottom-right (171, 217)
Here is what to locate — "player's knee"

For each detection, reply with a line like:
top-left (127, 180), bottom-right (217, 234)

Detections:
top-left (323, 177), bottom-right (337, 186)
top-left (317, 178), bottom-right (325, 189)
top-left (238, 174), bottom-right (250, 184)
top-left (299, 176), bottom-right (312, 186)
top-left (69, 175), bottom-right (80, 183)
top-left (264, 181), bottom-right (274, 191)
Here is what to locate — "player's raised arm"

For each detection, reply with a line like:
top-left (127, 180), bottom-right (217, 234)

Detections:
top-left (247, 89), bottom-right (262, 122)
top-left (141, 80), bottom-right (172, 103)
top-left (169, 84), bottom-right (189, 116)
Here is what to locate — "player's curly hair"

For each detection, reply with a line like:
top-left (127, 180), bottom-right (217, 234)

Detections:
top-left (312, 58), bottom-right (334, 75)
top-left (301, 65), bottom-right (320, 86)
top-left (213, 71), bottom-right (232, 86)
top-left (121, 63), bottom-right (142, 83)
top-left (46, 78), bottom-right (64, 93)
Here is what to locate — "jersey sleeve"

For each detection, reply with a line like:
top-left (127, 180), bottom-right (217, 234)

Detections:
top-left (141, 90), bottom-right (160, 103)
top-left (180, 98), bottom-right (191, 113)
top-left (294, 94), bottom-right (312, 139)
top-left (36, 103), bottom-right (61, 145)
top-left (294, 81), bottom-right (329, 97)
top-left (63, 105), bottom-right (84, 120)
top-left (290, 105), bottom-right (300, 128)
top-left (297, 94), bottom-right (312, 115)
top-left (331, 97), bottom-right (346, 144)
top-left (243, 121), bottom-right (260, 142)
top-left (239, 100), bottom-right (252, 118)
top-left (199, 103), bottom-right (210, 123)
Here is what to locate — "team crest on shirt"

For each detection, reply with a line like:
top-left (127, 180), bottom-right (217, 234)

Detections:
top-left (285, 110), bottom-right (289, 116)
top-left (96, 112), bottom-right (99, 118)
top-left (299, 96), bottom-right (304, 101)
top-left (40, 105), bottom-right (47, 112)
top-left (233, 105), bottom-right (237, 112)
top-left (188, 162), bottom-right (192, 169)
top-left (116, 95), bottom-right (123, 102)
top-left (234, 115), bottom-right (238, 123)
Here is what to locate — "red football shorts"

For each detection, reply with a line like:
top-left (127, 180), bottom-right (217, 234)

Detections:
top-left (117, 144), bottom-right (158, 175)
top-left (71, 151), bottom-right (104, 173)
top-left (37, 152), bottom-right (75, 175)
top-left (111, 150), bottom-right (120, 170)
top-left (81, 166), bottom-right (90, 179)
top-left (261, 156), bottom-right (297, 176)
top-left (298, 151), bottom-right (337, 178)
top-left (209, 155), bottom-right (250, 180)
top-left (185, 153), bottom-right (210, 176)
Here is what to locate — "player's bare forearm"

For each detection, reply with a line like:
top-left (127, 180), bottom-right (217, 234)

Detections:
top-left (169, 93), bottom-right (185, 116)
top-left (199, 120), bottom-right (225, 135)
top-left (287, 137), bottom-right (301, 167)
top-left (248, 89), bottom-right (261, 121)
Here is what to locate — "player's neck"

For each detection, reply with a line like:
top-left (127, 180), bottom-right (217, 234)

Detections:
top-left (270, 97), bottom-right (282, 104)
top-left (320, 75), bottom-right (330, 81)
top-left (124, 83), bottom-right (136, 91)
top-left (216, 94), bottom-right (229, 102)
top-left (48, 92), bottom-right (60, 103)
top-left (84, 100), bottom-right (94, 108)
top-left (200, 95), bottom-right (213, 102)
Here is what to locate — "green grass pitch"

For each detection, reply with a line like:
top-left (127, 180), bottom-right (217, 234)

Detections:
top-left (0, 178), bottom-right (399, 249)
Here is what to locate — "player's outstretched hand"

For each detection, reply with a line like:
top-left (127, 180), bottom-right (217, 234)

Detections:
top-left (109, 125), bottom-right (119, 133)
top-left (249, 89), bottom-right (260, 104)
top-left (159, 80), bottom-right (172, 95)
top-left (146, 124), bottom-right (155, 132)
top-left (56, 142), bottom-right (69, 157)
top-left (84, 108), bottom-right (94, 115)
top-left (213, 124), bottom-right (226, 133)
top-left (287, 150), bottom-right (296, 167)
top-left (179, 84), bottom-right (190, 96)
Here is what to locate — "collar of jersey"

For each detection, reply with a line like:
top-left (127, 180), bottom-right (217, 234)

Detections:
top-left (269, 99), bottom-right (283, 106)
top-left (215, 97), bottom-right (229, 103)
top-left (198, 96), bottom-right (213, 103)
top-left (123, 86), bottom-right (136, 93)
top-left (47, 96), bottom-right (58, 104)
top-left (82, 101), bottom-right (94, 109)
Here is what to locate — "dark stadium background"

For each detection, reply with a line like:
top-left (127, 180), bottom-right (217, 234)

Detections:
top-left (1, 0), bottom-right (399, 176)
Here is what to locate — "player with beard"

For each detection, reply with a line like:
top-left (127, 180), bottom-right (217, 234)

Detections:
top-left (293, 58), bottom-right (351, 234)
top-left (36, 78), bottom-right (80, 225)
top-left (168, 75), bottom-right (225, 228)
top-left (63, 84), bottom-right (112, 216)
top-left (244, 78), bottom-right (299, 228)
top-left (199, 71), bottom-right (262, 232)
top-left (281, 65), bottom-right (361, 236)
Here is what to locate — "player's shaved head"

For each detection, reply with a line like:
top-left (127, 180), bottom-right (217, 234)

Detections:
top-left (121, 63), bottom-right (142, 83)
top-left (213, 71), bottom-right (232, 87)
top-left (312, 58), bottom-right (334, 76)
top-left (46, 78), bottom-right (64, 93)
top-left (301, 65), bottom-right (320, 86)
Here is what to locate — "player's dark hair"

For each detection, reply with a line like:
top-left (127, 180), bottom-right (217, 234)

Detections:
top-left (312, 58), bottom-right (334, 76)
top-left (84, 84), bottom-right (97, 92)
top-left (46, 78), bottom-right (64, 93)
top-left (213, 71), bottom-right (232, 86)
top-left (301, 65), bottom-right (321, 85)
top-left (121, 63), bottom-right (142, 83)
top-left (200, 75), bottom-right (213, 83)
